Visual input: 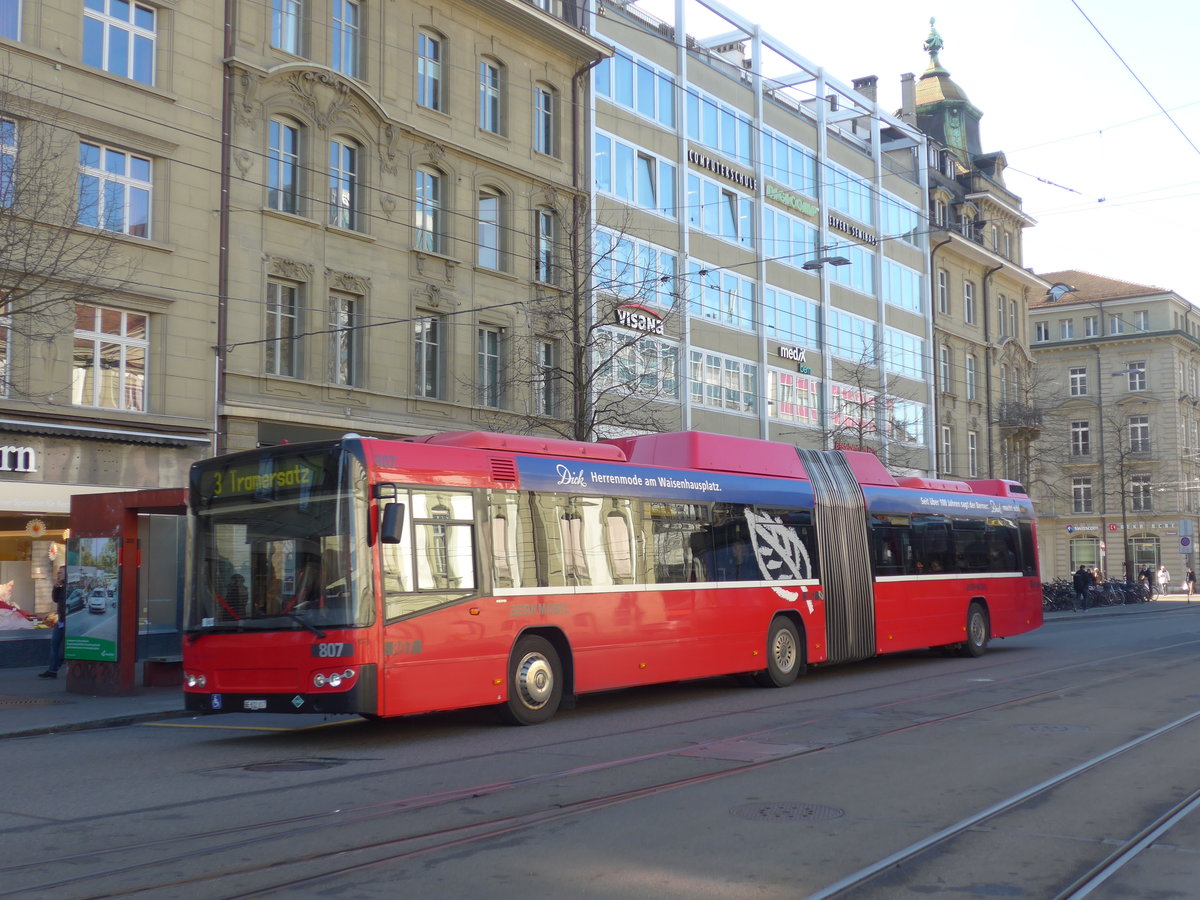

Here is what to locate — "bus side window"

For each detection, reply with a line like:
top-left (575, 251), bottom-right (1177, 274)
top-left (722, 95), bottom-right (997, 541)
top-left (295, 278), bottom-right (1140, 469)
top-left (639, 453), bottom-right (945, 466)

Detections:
top-left (753, 507), bottom-right (820, 582)
top-left (412, 492), bottom-right (476, 592)
top-left (870, 516), bottom-right (909, 576)
top-left (647, 502), bottom-right (711, 584)
top-left (1018, 521), bottom-right (1037, 576)
top-left (380, 495), bottom-right (414, 617)
top-left (488, 491), bottom-right (523, 590)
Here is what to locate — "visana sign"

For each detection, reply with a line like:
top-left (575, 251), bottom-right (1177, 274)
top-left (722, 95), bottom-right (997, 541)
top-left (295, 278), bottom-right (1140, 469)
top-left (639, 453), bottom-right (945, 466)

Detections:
top-left (615, 304), bottom-right (665, 336)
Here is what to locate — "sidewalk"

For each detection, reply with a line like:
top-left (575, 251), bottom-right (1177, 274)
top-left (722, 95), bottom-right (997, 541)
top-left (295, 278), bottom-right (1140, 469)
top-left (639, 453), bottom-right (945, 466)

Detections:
top-left (0, 664), bottom-right (186, 740)
top-left (1, 596), bottom-right (1196, 740)
top-left (1042, 590), bottom-right (1200, 621)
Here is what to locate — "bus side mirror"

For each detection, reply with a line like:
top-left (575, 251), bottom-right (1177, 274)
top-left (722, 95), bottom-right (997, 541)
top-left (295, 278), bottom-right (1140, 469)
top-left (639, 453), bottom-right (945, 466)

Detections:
top-left (381, 502), bottom-right (405, 544)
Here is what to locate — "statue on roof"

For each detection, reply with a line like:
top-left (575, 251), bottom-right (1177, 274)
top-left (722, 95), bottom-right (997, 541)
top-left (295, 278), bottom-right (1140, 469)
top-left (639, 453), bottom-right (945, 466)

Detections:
top-left (923, 17), bottom-right (944, 66)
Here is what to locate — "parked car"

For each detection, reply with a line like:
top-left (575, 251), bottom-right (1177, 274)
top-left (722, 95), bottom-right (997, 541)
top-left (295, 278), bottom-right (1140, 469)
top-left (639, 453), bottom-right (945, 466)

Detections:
top-left (66, 589), bottom-right (85, 613)
top-left (87, 589), bottom-right (108, 614)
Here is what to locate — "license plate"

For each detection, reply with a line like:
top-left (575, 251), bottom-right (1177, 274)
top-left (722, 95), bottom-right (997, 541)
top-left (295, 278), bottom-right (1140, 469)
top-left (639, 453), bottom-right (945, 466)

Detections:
top-left (244, 699), bottom-right (267, 710)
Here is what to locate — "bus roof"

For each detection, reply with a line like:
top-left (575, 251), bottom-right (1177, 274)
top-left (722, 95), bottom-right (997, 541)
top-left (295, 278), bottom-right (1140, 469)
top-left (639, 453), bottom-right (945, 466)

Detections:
top-left (602, 432), bottom-right (899, 486)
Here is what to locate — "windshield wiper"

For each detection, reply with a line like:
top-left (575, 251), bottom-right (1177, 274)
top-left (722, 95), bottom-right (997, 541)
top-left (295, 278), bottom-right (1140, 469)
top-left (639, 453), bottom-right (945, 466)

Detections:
top-left (285, 612), bottom-right (326, 638)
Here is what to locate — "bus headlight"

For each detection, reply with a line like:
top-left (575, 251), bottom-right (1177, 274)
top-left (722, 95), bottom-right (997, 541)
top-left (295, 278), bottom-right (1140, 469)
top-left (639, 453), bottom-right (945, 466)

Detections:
top-left (185, 673), bottom-right (206, 688)
top-left (312, 668), bottom-right (356, 689)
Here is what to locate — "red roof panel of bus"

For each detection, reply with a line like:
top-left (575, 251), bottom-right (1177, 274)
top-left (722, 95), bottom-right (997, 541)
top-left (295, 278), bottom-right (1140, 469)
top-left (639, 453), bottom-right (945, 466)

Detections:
top-left (600, 431), bottom-right (899, 486)
top-left (406, 430), bottom-right (627, 461)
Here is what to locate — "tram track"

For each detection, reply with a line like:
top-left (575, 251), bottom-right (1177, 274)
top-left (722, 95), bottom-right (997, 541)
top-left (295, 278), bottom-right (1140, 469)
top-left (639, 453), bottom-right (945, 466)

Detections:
top-left (2, 638), bottom-right (1200, 897)
top-left (8, 637), bottom-right (1200, 899)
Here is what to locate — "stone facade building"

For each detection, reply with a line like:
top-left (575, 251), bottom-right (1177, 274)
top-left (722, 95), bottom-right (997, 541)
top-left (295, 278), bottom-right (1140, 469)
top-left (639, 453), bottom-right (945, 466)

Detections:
top-left (1029, 271), bottom-right (1200, 581)
top-left (905, 23), bottom-right (1041, 484)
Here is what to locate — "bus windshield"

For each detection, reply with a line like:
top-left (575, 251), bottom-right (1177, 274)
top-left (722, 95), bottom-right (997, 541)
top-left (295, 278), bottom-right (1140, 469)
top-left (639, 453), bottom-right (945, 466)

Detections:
top-left (185, 444), bottom-right (371, 633)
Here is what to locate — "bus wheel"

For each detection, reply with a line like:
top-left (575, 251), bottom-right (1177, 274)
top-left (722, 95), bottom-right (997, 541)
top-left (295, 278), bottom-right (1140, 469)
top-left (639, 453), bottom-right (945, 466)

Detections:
top-left (754, 618), bottom-right (803, 688)
top-left (499, 635), bottom-right (563, 726)
top-left (959, 602), bottom-right (990, 658)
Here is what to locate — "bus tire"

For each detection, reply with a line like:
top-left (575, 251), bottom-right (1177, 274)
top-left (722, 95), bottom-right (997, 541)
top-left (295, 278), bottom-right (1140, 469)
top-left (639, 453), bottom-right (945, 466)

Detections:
top-left (499, 635), bottom-right (563, 726)
top-left (959, 602), bottom-right (989, 658)
top-left (754, 617), bottom-right (803, 687)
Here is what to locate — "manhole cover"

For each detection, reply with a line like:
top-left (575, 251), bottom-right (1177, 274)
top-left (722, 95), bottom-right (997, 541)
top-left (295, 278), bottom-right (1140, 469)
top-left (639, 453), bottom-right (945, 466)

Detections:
top-left (1018, 723), bottom-right (1089, 734)
top-left (730, 802), bottom-right (844, 822)
top-left (0, 695), bottom-right (72, 709)
top-left (243, 758), bottom-right (348, 772)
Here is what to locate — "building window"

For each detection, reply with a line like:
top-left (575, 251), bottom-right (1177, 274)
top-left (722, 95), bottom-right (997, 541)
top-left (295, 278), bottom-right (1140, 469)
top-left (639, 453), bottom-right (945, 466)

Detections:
top-left (1003, 231), bottom-right (1012, 259)
top-left (1084, 315), bottom-right (1099, 337)
top-left (687, 172), bottom-right (753, 245)
top-left (688, 262), bottom-right (755, 331)
top-left (328, 138), bottom-right (358, 229)
top-left (267, 119), bottom-right (300, 213)
top-left (940, 425), bottom-right (953, 474)
top-left (597, 329), bottom-right (679, 400)
top-left (1072, 477), bottom-right (1093, 514)
top-left (596, 48), bottom-right (677, 130)
top-left (0, 118), bottom-right (14, 209)
top-left (1127, 361), bottom-right (1147, 391)
top-left (83, 0), bottom-right (155, 85)
top-left (72, 304), bottom-right (147, 410)
top-left (77, 142), bottom-right (151, 237)
top-left (534, 84), bottom-right (556, 156)
top-left (477, 326), bottom-right (502, 408)
top-left (414, 167), bottom-right (442, 252)
top-left (479, 60), bottom-right (502, 134)
top-left (965, 354), bottom-right (977, 400)
top-left (1129, 415), bottom-right (1150, 453)
top-left (1059, 319), bottom-right (1074, 340)
top-left (0, 298), bottom-right (10, 397)
top-left (1069, 366), bottom-right (1088, 396)
top-left (417, 31), bottom-right (443, 111)
top-left (1009, 299), bottom-right (1018, 339)
top-left (1109, 314), bottom-right (1124, 335)
top-left (1135, 310), bottom-right (1149, 331)
top-left (1, 0), bottom-right (18, 40)
top-left (535, 208), bottom-right (557, 284)
top-left (690, 349), bottom-right (757, 413)
top-left (939, 345), bottom-right (952, 392)
top-left (767, 370), bottom-right (820, 427)
top-left (414, 314), bottom-right (442, 398)
top-left (596, 133), bottom-right (677, 219)
top-left (967, 431), bottom-right (978, 477)
top-left (477, 190), bottom-right (502, 270)
top-left (1071, 420), bottom-right (1090, 457)
top-left (963, 280), bottom-right (975, 324)
top-left (265, 280), bottom-right (299, 377)
top-left (1035, 321), bottom-right (1049, 342)
top-left (271, 0), bottom-right (302, 54)
top-left (826, 307), bottom-right (875, 363)
top-left (534, 338), bottom-right (557, 417)
top-left (331, 0), bottom-right (360, 77)
top-left (329, 294), bottom-right (359, 386)
top-left (936, 269), bottom-right (949, 315)
top-left (1131, 474), bottom-right (1152, 512)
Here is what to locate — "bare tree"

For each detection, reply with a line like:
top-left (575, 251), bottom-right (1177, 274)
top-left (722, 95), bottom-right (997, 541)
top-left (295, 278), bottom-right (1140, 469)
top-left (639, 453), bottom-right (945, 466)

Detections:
top-left (0, 75), bottom-right (134, 401)
top-left (823, 347), bottom-right (925, 474)
top-left (477, 195), bottom-right (683, 442)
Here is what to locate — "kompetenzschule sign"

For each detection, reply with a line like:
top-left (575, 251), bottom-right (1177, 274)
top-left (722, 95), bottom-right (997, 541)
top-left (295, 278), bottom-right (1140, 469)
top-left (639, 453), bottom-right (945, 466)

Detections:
top-left (615, 303), bottom-right (664, 336)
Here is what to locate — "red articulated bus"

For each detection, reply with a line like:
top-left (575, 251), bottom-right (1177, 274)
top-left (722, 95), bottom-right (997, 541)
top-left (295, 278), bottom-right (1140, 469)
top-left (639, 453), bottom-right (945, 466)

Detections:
top-left (182, 430), bottom-right (1042, 724)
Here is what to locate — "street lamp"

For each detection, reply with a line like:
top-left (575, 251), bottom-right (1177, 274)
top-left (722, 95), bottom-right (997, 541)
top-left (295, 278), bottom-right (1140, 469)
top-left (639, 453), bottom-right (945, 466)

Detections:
top-left (802, 254), bottom-right (851, 271)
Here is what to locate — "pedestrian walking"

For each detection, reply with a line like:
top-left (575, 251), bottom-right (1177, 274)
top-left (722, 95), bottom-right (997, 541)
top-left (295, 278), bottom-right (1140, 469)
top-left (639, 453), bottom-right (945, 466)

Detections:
top-left (1072, 565), bottom-right (1091, 611)
top-left (1158, 565), bottom-right (1171, 597)
top-left (1188, 568), bottom-right (1196, 598)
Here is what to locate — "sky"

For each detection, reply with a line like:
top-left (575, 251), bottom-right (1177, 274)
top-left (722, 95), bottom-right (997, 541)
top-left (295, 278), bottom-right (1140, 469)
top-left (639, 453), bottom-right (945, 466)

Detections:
top-left (630, 0), bottom-right (1200, 303)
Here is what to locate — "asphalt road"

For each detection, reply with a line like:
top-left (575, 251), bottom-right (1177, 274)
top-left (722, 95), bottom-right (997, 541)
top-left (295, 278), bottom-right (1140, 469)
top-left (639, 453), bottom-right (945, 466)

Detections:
top-left (5, 605), bottom-right (1200, 899)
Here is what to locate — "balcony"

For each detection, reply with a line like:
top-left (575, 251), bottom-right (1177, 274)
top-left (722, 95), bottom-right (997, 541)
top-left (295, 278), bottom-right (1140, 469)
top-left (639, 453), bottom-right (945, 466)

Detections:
top-left (997, 402), bottom-right (1043, 432)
